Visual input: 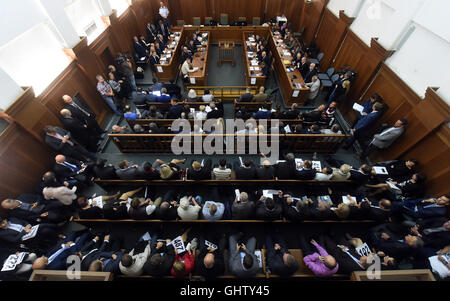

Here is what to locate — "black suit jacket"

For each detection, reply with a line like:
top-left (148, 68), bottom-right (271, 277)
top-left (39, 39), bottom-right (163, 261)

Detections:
top-left (93, 165), bottom-right (117, 180)
top-left (166, 104), bottom-right (184, 119)
top-left (143, 244), bottom-right (175, 276)
top-left (256, 166), bottom-right (275, 180)
top-left (146, 26), bottom-right (156, 43)
top-left (54, 157), bottom-right (83, 180)
top-left (235, 164), bottom-right (257, 180)
top-left (255, 201), bottom-right (282, 220)
top-left (196, 248), bottom-right (225, 279)
top-left (304, 69), bottom-right (318, 83)
top-left (275, 161), bottom-right (296, 179)
top-left (61, 117), bottom-right (89, 141)
top-left (232, 201), bottom-right (255, 219)
top-left (323, 236), bottom-right (365, 274)
top-left (0, 217), bottom-right (28, 243)
top-left (187, 159), bottom-right (212, 180)
top-left (207, 109), bottom-right (222, 119)
top-left (65, 98), bottom-right (95, 123)
top-left (239, 93), bottom-right (254, 102)
top-left (45, 127), bottom-right (77, 154)
top-left (295, 168), bottom-right (316, 180)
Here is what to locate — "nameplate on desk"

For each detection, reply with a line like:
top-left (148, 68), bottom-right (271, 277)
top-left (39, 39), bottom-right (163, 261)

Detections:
top-left (190, 77), bottom-right (196, 84)
top-left (157, 66), bottom-right (163, 73)
top-left (250, 77), bottom-right (256, 85)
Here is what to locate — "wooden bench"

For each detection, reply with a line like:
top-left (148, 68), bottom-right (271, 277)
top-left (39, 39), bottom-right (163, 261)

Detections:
top-left (30, 270), bottom-right (113, 281)
top-left (234, 100), bottom-right (272, 112)
top-left (145, 102), bottom-right (219, 111)
top-left (186, 86), bottom-right (259, 101)
top-left (108, 133), bottom-right (349, 153)
top-left (73, 218), bottom-right (376, 224)
top-left (351, 269), bottom-right (435, 281)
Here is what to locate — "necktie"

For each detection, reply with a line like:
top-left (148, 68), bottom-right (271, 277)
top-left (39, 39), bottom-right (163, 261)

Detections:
top-left (63, 162), bottom-right (79, 172)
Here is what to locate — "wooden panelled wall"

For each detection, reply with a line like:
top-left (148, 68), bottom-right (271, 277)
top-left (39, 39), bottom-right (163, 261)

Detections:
top-left (307, 7), bottom-right (450, 195)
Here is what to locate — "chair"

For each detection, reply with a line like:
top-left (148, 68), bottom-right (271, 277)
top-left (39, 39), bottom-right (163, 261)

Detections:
top-left (176, 20), bottom-right (185, 26)
top-left (309, 52), bottom-right (324, 65)
top-left (193, 17), bottom-right (201, 26)
top-left (322, 73), bottom-right (339, 89)
top-left (318, 67), bottom-right (334, 81)
top-left (238, 17), bottom-right (247, 23)
top-left (253, 17), bottom-right (260, 26)
top-left (293, 27), bottom-right (305, 39)
top-left (220, 13), bottom-right (228, 25)
top-left (205, 16), bottom-right (212, 25)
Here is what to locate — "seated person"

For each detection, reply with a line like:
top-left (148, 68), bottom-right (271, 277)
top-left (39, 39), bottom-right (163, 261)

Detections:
top-left (233, 159), bottom-right (257, 180)
top-left (154, 190), bottom-right (179, 220)
top-left (202, 89), bottom-right (214, 103)
top-left (255, 195), bottom-right (282, 220)
top-left (119, 239), bottom-right (151, 276)
top-left (265, 231), bottom-right (299, 276)
top-left (53, 154), bottom-right (91, 186)
top-left (143, 237), bottom-right (175, 277)
top-left (401, 195), bottom-right (449, 220)
top-left (202, 201), bottom-right (225, 221)
top-left (295, 160), bottom-right (316, 180)
top-left (238, 88), bottom-right (254, 102)
top-left (147, 105), bottom-right (164, 119)
top-left (228, 232), bottom-right (259, 278)
top-left (299, 235), bottom-right (339, 277)
top-left (123, 105), bottom-right (140, 120)
top-left (315, 167), bottom-right (333, 181)
top-left (302, 124), bottom-right (321, 134)
top-left (0, 216), bottom-right (58, 245)
top-left (367, 172), bottom-right (427, 201)
top-left (212, 158), bottom-right (232, 180)
top-left (137, 161), bottom-right (160, 180)
top-left (321, 124), bottom-right (342, 135)
top-left (92, 158), bottom-right (117, 180)
top-left (253, 103), bottom-right (272, 119)
top-left (153, 158), bottom-right (186, 180)
top-left (115, 160), bottom-right (140, 180)
top-left (128, 197), bottom-right (156, 220)
top-left (256, 160), bottom-right (275, 180)
top-left (111, 125), bottom-right (132, 134)
top-left (275, 153), bottom-right (296, 179)
top-left (177, 196), bottom-right (201, 220)
top-left (166, 98), bottom-right (184, 119)
top-left (187, 89), bottom-right (199, 102)
top-left (301, 105), bottom-right (326, 123)
top-left (377, 159), bottom-right (418, 182)
top-left (349, 164), bottom-right (373, 186)
top-left (195, 231), bottom-right (226, 279)
top-left (157, 88), bottom-right (171, 103)
top-left (187, 159), bottom-right (212, 180)
top-left (253, 86), bottom-right (268, 102)
top-left (232, 192), bottom-right (255, 220)
top-left (331, 164), bottom-right (351, 181)
top-left (171, 231), bottom-right (197, 278)
top-left (281, 103), bottom-right (300, 119)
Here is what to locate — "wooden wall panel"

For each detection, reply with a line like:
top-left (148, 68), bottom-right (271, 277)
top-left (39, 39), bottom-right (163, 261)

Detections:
top-left (302, 0), bottom-right (327, 45)
top-left (0, 123), bottom-right (54, 199)
top-left (212, 0), bottom-right (265, 24)
top-left (265, 0), bottom-right (305, 31)
top-left (169, 0), bottom-right (208, 24)
top-left (314, 10), bottom-right (351, 70)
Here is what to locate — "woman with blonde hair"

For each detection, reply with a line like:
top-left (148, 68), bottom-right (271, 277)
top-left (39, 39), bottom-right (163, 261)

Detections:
top-left (328, 79), bottom-right (351, 105)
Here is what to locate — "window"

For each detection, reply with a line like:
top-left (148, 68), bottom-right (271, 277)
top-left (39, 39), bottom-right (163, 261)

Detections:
top-left (64, 0), bottom-right (107, 44)
top-left (109, 0), bottom-right (131, 17)
top-left (0, 22), bottom-right (72, 96)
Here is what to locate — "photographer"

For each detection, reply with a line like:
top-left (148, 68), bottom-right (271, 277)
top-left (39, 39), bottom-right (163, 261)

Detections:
top-left (116, 53), bottom-right (137, 92)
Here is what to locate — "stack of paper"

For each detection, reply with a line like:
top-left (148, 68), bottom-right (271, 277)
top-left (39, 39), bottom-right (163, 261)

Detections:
top-left (312, 161), bottom-right (322, 172)
top-left (353, 103), bottom-right (364, 113)
top-left (263, 190), bottom-right (279, 198)
top-left (295, 158), bottom-right (303, 170)
top-left (342, 196), bottom-right (356, 204)
top-left (373, 166), bottom-right (388, 175)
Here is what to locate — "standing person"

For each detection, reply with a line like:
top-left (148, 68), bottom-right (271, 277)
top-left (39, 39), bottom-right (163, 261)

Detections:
top-left (62, 95), bottom-right (105, 136)
top-left (60, 109), bottom-right (98, 152)
top-left (149, 50), bottom-right (160, 81)
top-left (159, 1), bottom-right (170, 26)
top-left (44, 126), bottom-right (96, 161)
top-left (117, 53), bottom-right (137, 91)
top-left (361, 119), bottom-right (407, 159)
top-left (96, 75), bottom-right (121, 116)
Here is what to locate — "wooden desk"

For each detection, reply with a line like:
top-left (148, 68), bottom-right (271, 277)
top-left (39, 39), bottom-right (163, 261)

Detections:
top-left (180, 25), bottom-right (268, 43)
top-left (269, 29), bottom-right (310, 106)
top-left (155, 29), bottom-right (183, 82)
top-left (243, 32), bottom-right (266, 87)
top-left (188, 31), bottom-right (210, 86)
top-left (218, 41), bottom-right (235, 66)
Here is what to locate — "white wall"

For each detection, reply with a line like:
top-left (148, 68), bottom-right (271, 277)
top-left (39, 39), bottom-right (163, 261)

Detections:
top-left (0, 0), bottom-right (48, 47)
top-left (0, 68), bottom-right (25, 111)
top-left (327, 0), bottom-right (364, 18)
top-left (64, 0), bottom-right (106, 43)
top-left (327, 0), bottom-right (450, 105)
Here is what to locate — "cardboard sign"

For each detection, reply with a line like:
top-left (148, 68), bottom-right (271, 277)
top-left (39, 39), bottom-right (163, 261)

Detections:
top-left (205, 240), bottom-right (218, 250)
top-left (21, 225), bottom-right (39, 241)
top-left (168, 236), bottom-right (186, 254)
top-left (1, 252), bottom-right (27, 272)
top-left (356, 243), bottom-right (372, 257)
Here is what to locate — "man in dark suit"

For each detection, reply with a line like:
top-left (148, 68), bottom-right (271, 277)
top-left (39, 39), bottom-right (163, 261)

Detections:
top-left (228, 232), bottom-right (259, 278)
top-left (206, 103), bottom-right (223, 119)
top-left (303, 63), bottom-right (318, 83)
top-left (260, 51), bottom-right (271, 76)
top-left (44, 126), bottom-right (96, 161)
top-left (195, 232), bottom-right (226, 279)
top-left (281, 103), bottom-right (300, 119)
top-left (149, 51), bottom-right (160, 79)
top-left (32, 231), bottom-right (90, 270)
top-left (133, 36), bottom-right (148, 59)
top-left (92, 158), bottom-right (117, 180)
top-left (368, 198), bottom-right (392, 223)
top-left (322, 235), bottom-right (367, 274)
top-left (156, 34), bottom-right (166, 51)
top-left (369, 223), bottom-right (424, 261)
top-left (0, 216), bottom-right (58, 244)
top-left (401, 195), bottom-right (449, 220)
top-left (146, 22), bottom-right (157, 43)
top-left (116, 160), bottom-right (140, 180)
top-left (143, 239), bottom-right (175, 276)
top-left (187, 159), bottom-right (212, 180)
top-left (231, 192), bottom-right (255, 220)
top-left (234, 159), bottom-right (257, 180)
top-left (349, 164), bottom-right (373, 186)
top-left (295, 160), bottom-right (316, 180)
top-left (157, 19), bottom-right (169, 42)
top-left (265, 231), bottom-right (299, 276)
top-left (63, 95), bottom-right (104, 136)
top-left (344, 102), bottom-right (384, 149)
top-left (181, 46), bottom-right (192, 63)
top-left (255, 196), bottom-right (282, 220)
top-left (83, 234), bottom-right (125, 273)
top-left (166, 99), bottom-right (184, 119)
top-left (238, 88), bottom-right (254, 102)
top-left (54, 154), bottom-right (91, 185)
top-left (256, 160), bottom-right (275, 180)
top-left (301, 104), bottom-right (326, 123)
top-left (275, 153), bottom-right (296, 179)
top-left (163, 79), bottom-right (182, 98)
top-left (154, 190), bottom-right (179, 220)
top-left (298, 57), bottom-right (309, 78)
top-left (413, 218), bottom-right (450, 249)
top-left (60, 109), bottom-right (98, 152)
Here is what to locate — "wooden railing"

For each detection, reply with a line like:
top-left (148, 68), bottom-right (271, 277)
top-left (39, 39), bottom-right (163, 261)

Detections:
top-left (108, 133), bottom-right (349, 153)
top-left (186, 86), bottom-right (259, 100)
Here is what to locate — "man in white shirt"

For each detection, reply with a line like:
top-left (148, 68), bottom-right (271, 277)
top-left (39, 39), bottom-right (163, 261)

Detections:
top-left (119, 240), bottom-right (151, 276)
top-left (159, 2), bottom-right (170, 26)
top-left (181, 59), bottom-right (197, 77)
top-left (314, 167), bottom-right (333, 181)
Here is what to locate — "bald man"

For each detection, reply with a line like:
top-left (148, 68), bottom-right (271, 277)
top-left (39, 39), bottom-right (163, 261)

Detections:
top-left (60, 109), bottom-right (98, 152)
top-left (53, 155), bottom-right (91, 186)
top-left (299, 235), bottom-right (339, 277)
top-left (195, 234), bottom-right (226, 279)
top-left (62, 95), bottom-right (105, 136)
top-left (32, 232), bottom-right (90, 271)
